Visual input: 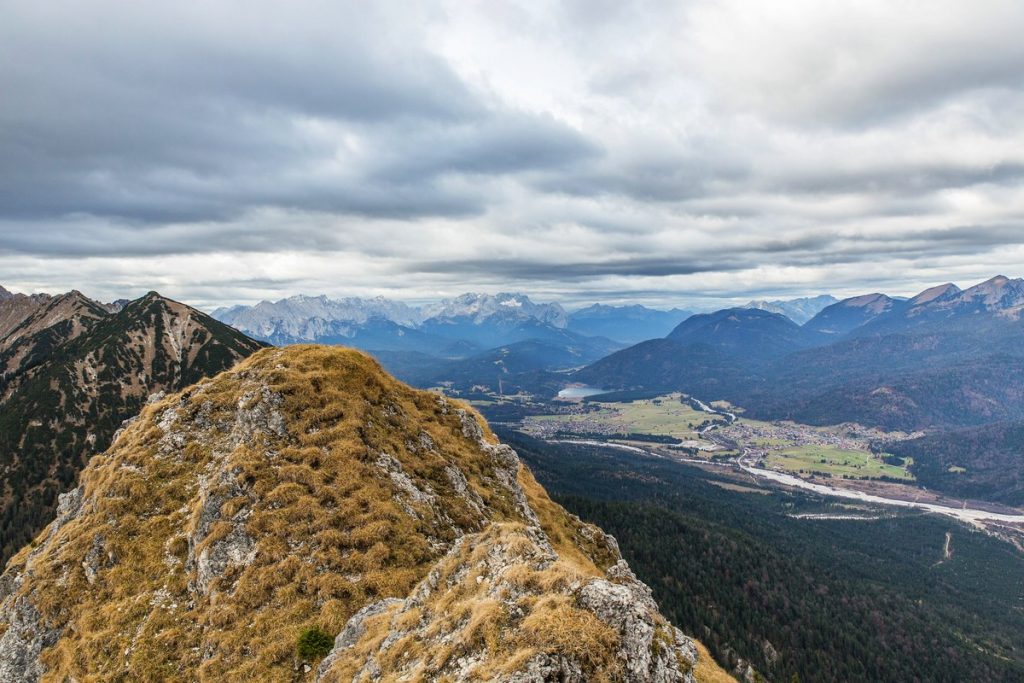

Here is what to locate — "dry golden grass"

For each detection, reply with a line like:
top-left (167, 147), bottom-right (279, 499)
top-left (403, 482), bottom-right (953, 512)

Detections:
top-left (693, 640), bottom-right (738, 683)
top-left (517, 594), bottom-right (619, 672)
top-left (4, 347), bottom-right (544, 682)
top-left (4, 345), bottom-right (724, 683)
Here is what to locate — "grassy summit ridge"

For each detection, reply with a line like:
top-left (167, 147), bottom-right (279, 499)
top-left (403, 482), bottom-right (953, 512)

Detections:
top-left (0, 346), bottom-right (729, 682)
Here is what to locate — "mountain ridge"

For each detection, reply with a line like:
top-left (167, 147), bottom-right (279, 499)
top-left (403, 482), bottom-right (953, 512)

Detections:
top-left (0, 345), bottom-right (727, 682)
top-left (0, 288), bottom-right (265, 562)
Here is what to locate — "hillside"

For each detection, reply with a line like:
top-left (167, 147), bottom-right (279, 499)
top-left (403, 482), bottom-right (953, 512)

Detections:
top-left (574, 339), bottom-right (756, 399)
top-left (506, 432), bottom-right (1024, 682)
top-left (0, 346), bottom-right (729, 682)
top-left (0, 290), bottom-right (60, 342)
top-left (667, 308), bottom-right (820, 360)
top-left (0, 290), bottom-right (265, 562)
top-left (803, 293), bottom-right (901, 335)
top-left (879, 422), bottom-right (1024, 505)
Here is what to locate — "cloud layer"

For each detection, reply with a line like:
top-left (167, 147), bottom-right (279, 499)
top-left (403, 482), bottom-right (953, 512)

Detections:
top-left (2, 0), bottom-right (1023, 309)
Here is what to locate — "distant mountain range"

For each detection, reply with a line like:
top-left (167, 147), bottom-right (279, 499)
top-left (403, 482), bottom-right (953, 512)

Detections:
top-left (743, 294), bottom-right (837, 324)
top-left (577, 275), bottom-right (1024, 504)
top-left (214, 294), bottom-right (696, 378)
top-left (0, 287), bottom-right (264, 562)
top-left (214, 293), bottom-right (698, 341)
top-left (215, 292), bottom-right (565, 348)
top-left (582, 275), bottom-right (1024, 418)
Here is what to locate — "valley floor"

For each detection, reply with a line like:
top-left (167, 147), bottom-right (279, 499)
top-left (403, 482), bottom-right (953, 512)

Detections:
top-left (505, 390), bottom-right (1024, 547)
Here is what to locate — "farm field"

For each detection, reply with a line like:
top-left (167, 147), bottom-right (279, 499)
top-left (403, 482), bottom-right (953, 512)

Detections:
top-left (523, 393), bottom-right (710, 440)
top-left (766, 445), bottom-right (914, 480)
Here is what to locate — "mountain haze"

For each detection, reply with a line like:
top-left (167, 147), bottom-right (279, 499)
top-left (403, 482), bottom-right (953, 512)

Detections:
top-left (213, 295), bottom-right (424, 342)
top-left (566, 304), bottom-right (692, 344)
top-left (423, 292), bottom-right (569, 328)
top-left (213, 292), bottom-right (625, 386)
top-left (213, 292), bottom-right (617, 360)
top-left (213, 293), bottom-right (570, 349)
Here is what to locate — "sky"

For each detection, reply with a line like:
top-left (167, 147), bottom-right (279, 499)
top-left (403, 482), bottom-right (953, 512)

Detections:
top-left (2, 0), bottom-right (1024, 311)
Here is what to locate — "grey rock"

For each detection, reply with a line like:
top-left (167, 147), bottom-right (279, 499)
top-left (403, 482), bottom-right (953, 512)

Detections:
top-left (577, 573), bottom-right (697, 682)
top-left (503, 653), bottom-right (586, 682)
top-left (0, 578), bottom-right (59, 683)
top-left (316, 598), bottom-right (403, 678)
top-left (189, 467), bottom-right (256, 595)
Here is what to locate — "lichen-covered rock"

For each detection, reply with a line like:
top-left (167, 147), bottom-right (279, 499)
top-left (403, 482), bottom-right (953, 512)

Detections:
top-left (0, 346), bottom-right (724, 682)
top-left (316, 599), bottom-right (403, 679)
top-left (0, 576), bottom-right (59, 683)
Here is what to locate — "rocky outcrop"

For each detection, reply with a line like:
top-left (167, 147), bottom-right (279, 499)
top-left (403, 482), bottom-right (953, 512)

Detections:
top-left (318, 523), bottom-right (697, 682)
top-left (0, 575), bottom-right (58, 683)
top-left (0, 346), bottom-right (724, 682)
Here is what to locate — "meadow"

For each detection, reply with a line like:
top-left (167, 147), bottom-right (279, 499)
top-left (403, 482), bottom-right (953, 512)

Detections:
top-left (766, 444), bottom-right (914, 480)
top-left (524, 393), bottom-right (710, 440)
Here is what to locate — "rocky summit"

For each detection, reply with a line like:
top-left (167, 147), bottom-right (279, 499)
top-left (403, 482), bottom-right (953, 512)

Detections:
top-left (0, 346), bottom-right (727, 682)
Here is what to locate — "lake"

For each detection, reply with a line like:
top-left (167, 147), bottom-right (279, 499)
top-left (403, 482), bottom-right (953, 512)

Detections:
top-left (556, 385), bottom-right (605, 399)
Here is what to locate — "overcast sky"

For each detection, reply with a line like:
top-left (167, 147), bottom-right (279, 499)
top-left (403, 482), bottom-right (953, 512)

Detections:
top-left (2, 0), bottom-right (1024, 310)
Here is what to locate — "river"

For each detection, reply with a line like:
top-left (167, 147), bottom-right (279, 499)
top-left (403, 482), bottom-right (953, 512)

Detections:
top-left (739, 460), bottom-right (1024, 525)
top-left (550, 438), bottom-right (1024, 525)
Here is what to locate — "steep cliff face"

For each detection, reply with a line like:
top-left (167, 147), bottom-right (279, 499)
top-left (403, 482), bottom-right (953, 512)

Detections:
top-left (0, 346), bottom-right (728, 682)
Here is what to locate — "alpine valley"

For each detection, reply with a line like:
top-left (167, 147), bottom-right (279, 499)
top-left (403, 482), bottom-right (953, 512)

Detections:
top-left (2, 279), bottom-right (1023, 682)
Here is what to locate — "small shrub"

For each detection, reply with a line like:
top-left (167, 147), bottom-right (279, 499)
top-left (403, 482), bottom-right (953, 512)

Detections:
top-left (297, 626), bottom-right (335, 660)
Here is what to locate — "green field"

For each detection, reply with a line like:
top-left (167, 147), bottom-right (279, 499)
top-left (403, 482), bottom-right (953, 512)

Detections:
top-left (766, 445), bottom-right (914, 480)
top-left (524, 393), bottom-right (710, 439)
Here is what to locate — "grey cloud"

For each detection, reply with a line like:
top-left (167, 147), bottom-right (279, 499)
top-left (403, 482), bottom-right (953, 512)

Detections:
top-left (0, 1), bottom-right (596, 231)
top-left (414, 256), bottom-right (745, 280)
top-left (768, 162), bottom-right (1024, 197)
top-left (368, 113), bottom-right (600, 182)
top-left (1, 1), bottom-right (1024, 308)
top-left (411, 225), bottom-right (1024, 284)
top-left (687, 1), bottom-right (1024, 128)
